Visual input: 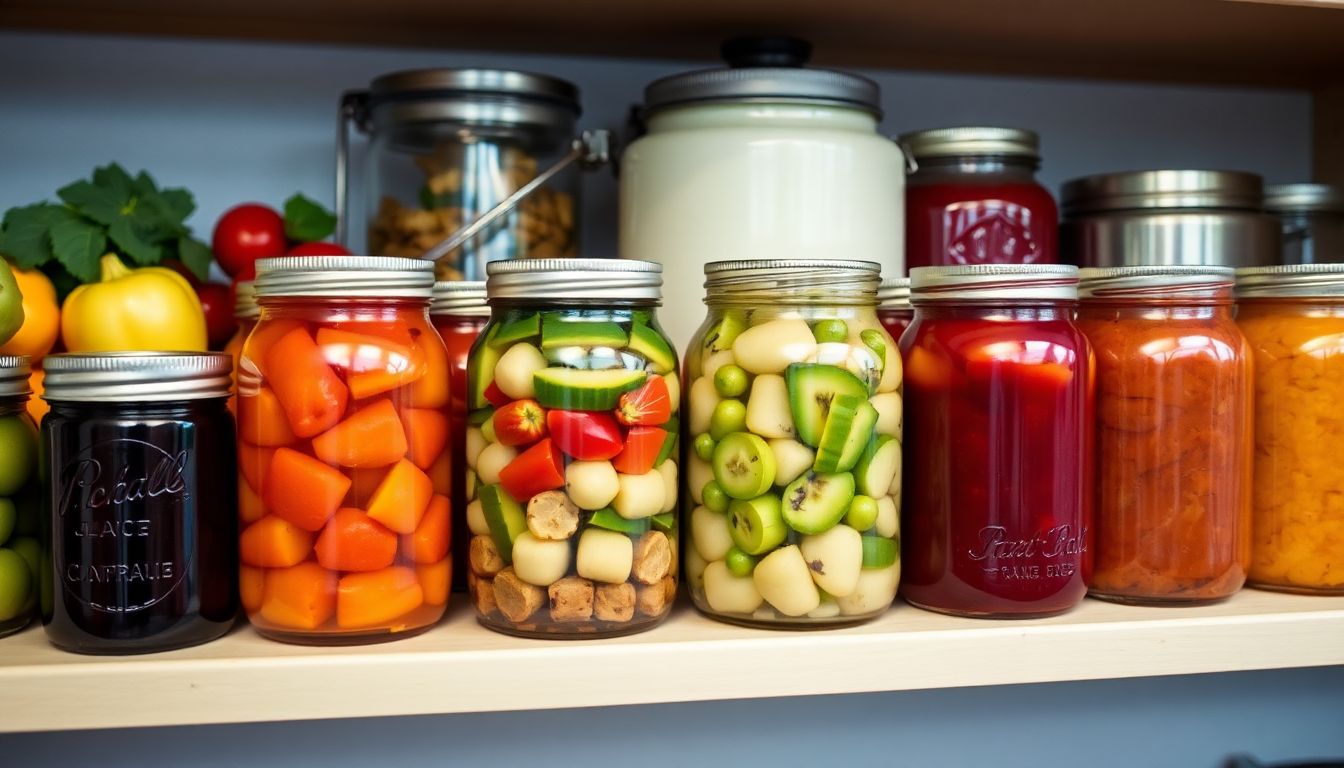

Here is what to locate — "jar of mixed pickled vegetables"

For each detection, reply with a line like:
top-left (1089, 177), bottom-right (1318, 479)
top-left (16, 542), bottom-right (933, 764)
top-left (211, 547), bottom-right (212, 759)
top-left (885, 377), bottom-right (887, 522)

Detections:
top-left (685, 260), bottom-right (901, 627)
top-left (1237, 265), bottom-right (1344, 594)
top-left (467, 259), bottom-right (679, 638)
top-left (223, 281), bottom-right (258, 411)
top-left (0, 356), bottom-right (39, 638)
top-left (877, 277), bottom-right (912, 342)
top-left (429, 280), bottom-right (489, 591)
top-left (1077, 267), bottom-right (1251, 605)
top-left (238, 256), bottom-right (451, 644)
top-left (901, 265), bottom-right (1092, 618)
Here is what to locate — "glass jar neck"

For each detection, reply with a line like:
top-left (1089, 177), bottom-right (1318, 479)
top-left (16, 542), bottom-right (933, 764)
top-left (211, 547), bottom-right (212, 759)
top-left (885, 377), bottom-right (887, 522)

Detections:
top-left (910, 154), bottom-right (1040, 179)
top-left (488, 299), bottom-right (658, 311)
top-left (706, 271), bottom-right (878, 308)
top-left (913, 302), bottom-right (1074, 321)
top-left (48, 399), bottom-right (227, 417)
top-left (0, 394), bottom-right (29, 417)
top-left (647, 103), bottom-right (879, 134)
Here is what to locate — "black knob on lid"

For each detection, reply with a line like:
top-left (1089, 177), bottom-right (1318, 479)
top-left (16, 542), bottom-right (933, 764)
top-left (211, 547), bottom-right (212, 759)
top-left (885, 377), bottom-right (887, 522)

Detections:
top-left (721, 36), bottom-right (812, 68)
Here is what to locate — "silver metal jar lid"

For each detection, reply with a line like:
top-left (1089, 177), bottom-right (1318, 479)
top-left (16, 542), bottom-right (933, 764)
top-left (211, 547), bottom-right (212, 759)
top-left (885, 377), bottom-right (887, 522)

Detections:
top-left (254, 256), bottom-right (434, 299)
top-left (911, 264), bottom-right (1079, 302)
top-left (43, 353), bottom-right (233, 402)
top-left (366, 68), bottom-right (581, 129)
top-left (646, 68), bottom-right (881, 117)
top-left (704, 259), bottom-right (880, 304)
top-left (1078, 266), bottom-right (1235, 299)
top-left (1264, 183), bottom-right (1344, 214)
top-left (1061, 170), bottom-right (1263, 215)
top-left (430, 281), bottom-right (488, 315)
top-left (877, 277), bottom-right (911, 309)
top-left (486, 259), bottom-right (663, 302)
top-left (1236, 264), bottom-right (1344, 298)
top-left (234, 280), bottom-right (259, 319)
top-left (0, 355), bottom-right (31, 398)
top-left (897, 127), bottom-right (1040, 161)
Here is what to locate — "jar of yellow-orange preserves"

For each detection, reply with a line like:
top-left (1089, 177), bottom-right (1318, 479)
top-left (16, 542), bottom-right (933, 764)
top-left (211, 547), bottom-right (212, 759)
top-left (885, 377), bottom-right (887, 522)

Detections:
top-left (1237, 265), bottom-right (1344, 594)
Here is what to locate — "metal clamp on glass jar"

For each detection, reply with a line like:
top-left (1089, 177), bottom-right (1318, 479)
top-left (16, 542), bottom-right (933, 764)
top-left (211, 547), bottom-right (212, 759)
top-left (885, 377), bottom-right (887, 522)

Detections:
top-left (685, 260), bottom-right (902, 628)
top-left (41, 353), bottom-right (238, 654)
top-left (1061, 170), bottom-right (1279, 267)
top-left (1265, 183), bottom-right (1344, 265)
top-left (467, 259), bottom-right (679, 638)
top-left (0, 356), bottom-right (39, 638)
top-left (901, 265), bottom-right (1092, 618)
top-left (1236, 265), bottom-right (1344, 594)
top-left (337, 68), bottom-right (611, 280)
top-left (898, 127), bottom-right (1058, 269)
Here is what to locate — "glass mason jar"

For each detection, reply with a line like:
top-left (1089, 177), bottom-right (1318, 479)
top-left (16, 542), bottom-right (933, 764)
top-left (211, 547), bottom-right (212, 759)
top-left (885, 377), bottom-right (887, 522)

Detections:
top-left (223, 281), bottom-right (258, 412)
top-left (238, 256), bottom-right (450, 644)
top-left (41, 353), bottom-right (237, 654)
top-left (898, 127), bottom-right (1058, 271)
top-left (878, 277), bottom-right (913, 342)
top-left (901, 265), bottom-right (1092, 618)
top-left (1265, 183), bottom-right (1344, 265)
top-left (0, 356), bottom-right (40, 638)
top-left (466, 259), bottom-right (679, 638)
top-left (685, 260), bottom-right (901, 628)
top-left (1077, 267), bottom-right (1252, 605)
top-left (338, 69), bottom-right (586, 281)
top-left (1237, 265), bottom-right (1344, 594)
top-left (429, 280), bottom-right (490, 592)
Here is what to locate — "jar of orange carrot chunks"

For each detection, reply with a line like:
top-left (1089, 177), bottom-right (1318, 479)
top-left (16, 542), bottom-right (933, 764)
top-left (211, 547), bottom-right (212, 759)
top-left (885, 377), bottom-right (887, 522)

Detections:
top-left (237, 256), bottom-right (451, 644)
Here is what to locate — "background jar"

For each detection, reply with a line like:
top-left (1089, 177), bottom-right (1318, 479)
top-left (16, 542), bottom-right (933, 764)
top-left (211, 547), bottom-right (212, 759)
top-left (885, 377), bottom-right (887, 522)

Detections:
top-left (467, 259), bottom-right (679, 638)
top-left (41, 353), bottom-right (237, 654)
top-left (0, 356), bottom-right (39, 638)
top-left (239, 256), bottom-right (450, 644)
top-left (338, 69), bottom-right (583, 280)
top-left (684, 260), bottom-right (902, 628)
top-left (898, 127), bottom-right (1058, 270)
top-left (223, 280), bottom-right (258, 412)
top-left (1077, 266), bottom-right (1251, 605)
top-left (877, 277), bottom-right (913, 341)
top-left (429, 280), bottom-right (490, 592)
top-left (1236, 265), bottom-right (1344, 594)
top-left (901, 265), bottom-right (1092, 619)
top-left (1264, 183), bottom-right (1344, 265)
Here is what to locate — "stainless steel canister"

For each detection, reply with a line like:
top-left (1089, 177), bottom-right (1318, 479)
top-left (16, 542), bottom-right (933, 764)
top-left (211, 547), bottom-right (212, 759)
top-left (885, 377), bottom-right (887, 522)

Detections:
top-left (1060, 170), bottom-right (1279, 267)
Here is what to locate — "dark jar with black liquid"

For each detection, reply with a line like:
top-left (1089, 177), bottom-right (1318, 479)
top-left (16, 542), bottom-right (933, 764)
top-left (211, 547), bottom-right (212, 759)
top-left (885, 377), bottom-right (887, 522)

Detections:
top-left (41, 353), bottom-right (238, 654)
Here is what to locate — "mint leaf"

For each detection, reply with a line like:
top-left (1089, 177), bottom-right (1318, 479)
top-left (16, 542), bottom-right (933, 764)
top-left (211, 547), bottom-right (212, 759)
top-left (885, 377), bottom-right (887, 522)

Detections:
top-left (130, 170), bottom-right (161, 197)
top-left (49, 210), bottom-right (106, 282)
top-left (93, 164), bottom-right (136, 201)
top-left (176, 236), bottom-right (212, 281)
top-left (58, 179), bottom-right (126, 226)
top-left (108, 217), bottom-right (161, 265)
top-left (155, 188), bottom-right (195, 224)
top-left (283, 193), bottom-right (336, 243)
top-left (0, 203), bottom-right (63, 268)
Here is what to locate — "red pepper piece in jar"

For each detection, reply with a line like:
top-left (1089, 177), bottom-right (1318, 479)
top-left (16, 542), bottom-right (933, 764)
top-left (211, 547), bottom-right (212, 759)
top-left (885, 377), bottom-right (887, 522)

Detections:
top-left (611, 426), bottom-right (668, 475)
top-left (547, 410), bottom-right (623, 461)
top-left (615, 376), bottom-right (673, 426)
top-left (492, 399), bottom-right (547, 447)
top-left (499, 437), bottom-right (566, 503)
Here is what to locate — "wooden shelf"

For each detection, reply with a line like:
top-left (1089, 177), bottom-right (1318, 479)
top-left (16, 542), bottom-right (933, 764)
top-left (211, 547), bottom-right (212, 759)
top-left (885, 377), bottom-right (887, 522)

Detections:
top-left (0, 0), bottom-right (1343, 88)
top-left (1, 590), bottom-right (1341, 733)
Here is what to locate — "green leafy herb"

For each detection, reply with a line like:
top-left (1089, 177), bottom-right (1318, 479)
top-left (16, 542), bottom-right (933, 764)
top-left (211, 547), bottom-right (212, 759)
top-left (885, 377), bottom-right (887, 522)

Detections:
top-left (0, 163), bottom-right (211, 292)
top-left (283, 193), bottom-right (337, 243)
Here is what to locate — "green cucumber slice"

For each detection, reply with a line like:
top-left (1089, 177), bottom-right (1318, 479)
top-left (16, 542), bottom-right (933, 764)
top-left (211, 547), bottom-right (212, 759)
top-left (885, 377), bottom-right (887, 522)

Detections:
top-left (654, 420), bottom-right (679, 467)
top-left (490, 312), bottom-right (540, 348)
top-left (813, 394), bottom-right (878, 473)
top-left (855, 435), bottom-right (900, 497)
top-left (540, 315), bottom-right (627, 351)
top-left (627, 323), bottom-right (677, 374)
top-left (589, 507), bottom-right (652, 535)
top-left (532, 367), bottom-right (647, 410)
top-left (781, 471), bottom-right (856, 535)
top-left (861, 536), bottom-right (898, 569)
top-left (467, 407), bottom-right (494, 426)
top-left (712, 432), bottom-right (777, 500)
top-left (859, 328), bottom-right (887, 369)
top-left (728, 494), bottom-right (788, 555)
top-left (479, 484), bottom-right (527, 563)
top-left (785, 363), bottom-right (869, 447)
top-left (702, 310), bottom-right (747, 353)
top-left (651, 512), bottom-right (677, 533)
top-left (468, 342), bottom-right (503, 409)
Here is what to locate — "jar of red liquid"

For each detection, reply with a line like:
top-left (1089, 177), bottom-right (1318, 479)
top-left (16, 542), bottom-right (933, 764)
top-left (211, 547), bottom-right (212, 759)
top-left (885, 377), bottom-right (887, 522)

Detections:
top-left (877, 277), bottom-right (912, 341)
top-left (429, 280), bottom-right (489, 592)
top-left (237, 256), bottom-right (451, 644)
top-left (898, 127), bottom-right (1057, 270)
top-left (900, 264), bottom-right (1093, 618)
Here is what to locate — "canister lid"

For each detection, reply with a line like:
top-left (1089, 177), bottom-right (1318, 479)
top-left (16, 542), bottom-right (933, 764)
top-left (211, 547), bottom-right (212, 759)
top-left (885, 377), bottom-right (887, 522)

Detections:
top-left (1078, 265), bottom-right (1235, 299)
top-left (254, 256), bottom-right (434, 299)
top-left (897, 127), bottom-right (1040, 161)
top-left (366, 68), bottom-right (581, 129)
top-left (43, 353), bottom-right (233, 402)
top-left (430, 280), bottom-right (489, 315)
top-left (704, 259), bottom-right (880, 304)
top-left (1061, 170), bottom-right (1264, 215)
top-left (911, 264), bottom-right (1079, 302)
top-left (0, 355), bottom-right (31, 398)
top-left (644, 36), bottom-right (881, 117)
top-left (1236, 264), bottom-right (1344, 297)
top-left (234, 280), bottom-right (259, 319)
top-left (486, 259), bottom-right (663, 302)
top-left (1264, 183), bottom-right (1344, 214)
top-left (877, 277), bottom-right (911, 309)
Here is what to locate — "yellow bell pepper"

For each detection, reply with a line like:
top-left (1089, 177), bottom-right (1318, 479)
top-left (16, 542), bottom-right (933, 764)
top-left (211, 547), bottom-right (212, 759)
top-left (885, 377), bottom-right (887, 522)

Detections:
top-left (61, 254), bottom-right (207, 352)
top-left (0, 265), bottom-right (60, 361)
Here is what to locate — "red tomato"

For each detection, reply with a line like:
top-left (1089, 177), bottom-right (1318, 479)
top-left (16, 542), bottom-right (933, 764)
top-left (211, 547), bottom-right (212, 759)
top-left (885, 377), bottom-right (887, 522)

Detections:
top-left (546, 410), bottom-right (624, 461)
top-left (287, 241), bottom-right (353, 256)
top-left (616, 376), bottom-right (672, 426)
top-left (499, 438), bottom-right (565, 503)
top-left (213, 203), bottom-right (286, 280)
top-left (492, 399), bottom-right (547, 447)
top-left (610, 426), bottom-right (667, 475)
top-left (195, 282), bottom-right (237, 350)
top-left (483, 380), bottom-right (511, 408)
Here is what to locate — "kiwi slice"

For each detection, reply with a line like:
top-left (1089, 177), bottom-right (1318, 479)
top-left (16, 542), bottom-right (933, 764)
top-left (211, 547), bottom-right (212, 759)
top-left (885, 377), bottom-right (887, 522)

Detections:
top-left (712, 432), bottom-right (777, 500)
top-left (812, 394), bottom-right (878, 473)
top-left (782, 471), bottom-right (856, 535)
top-left (728, 495), bottom-right (788, 555)
top-left (861, 536), bottom-right (899, 569)
top-left (785, 363), bottom-right (869, 447)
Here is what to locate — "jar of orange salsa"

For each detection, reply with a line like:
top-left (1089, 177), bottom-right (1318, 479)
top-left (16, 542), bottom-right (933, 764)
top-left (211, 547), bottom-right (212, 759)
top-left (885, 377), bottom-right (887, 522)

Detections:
top-left (430, 280), bottom-right (489, 591)
top-left (237, 256), bottom-right (451, 643)
top-left (1077, 266), bottom-right (1252, 604)
top-left (1237, 264), bottom-right (1344, 594)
